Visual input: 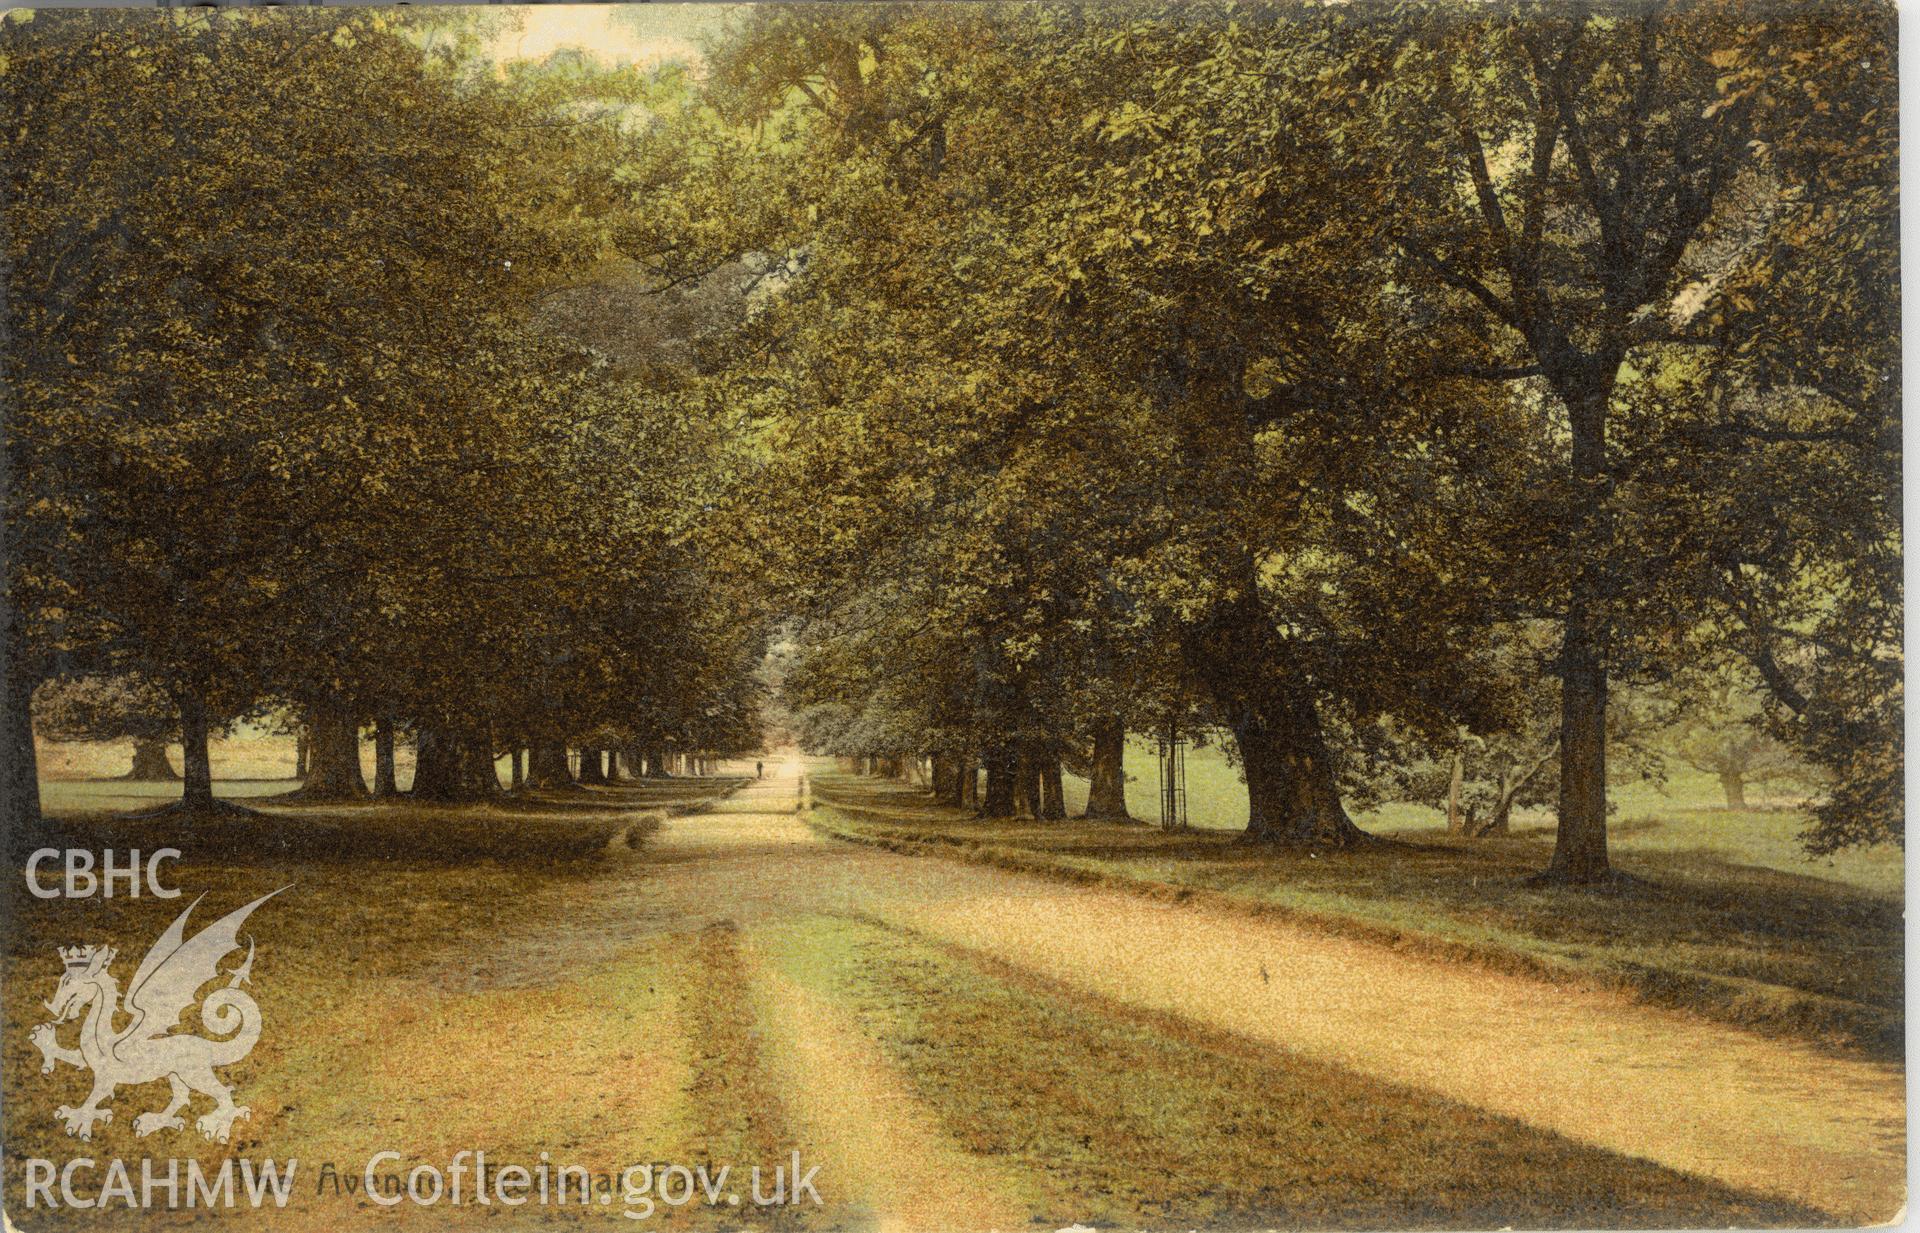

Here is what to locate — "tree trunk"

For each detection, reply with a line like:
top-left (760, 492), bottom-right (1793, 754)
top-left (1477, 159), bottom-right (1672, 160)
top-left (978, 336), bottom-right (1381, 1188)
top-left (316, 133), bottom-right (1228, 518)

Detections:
top-left (1039, 755), bottom-right (1066, 820)
top-left (1032, 739), bottom-right (1066, 820)
top-left (578, 747), bottom-right (607, 785)
top-left (1720, 771), bottom-right (1748, 809)
top-left (461, 733), bottom-right (501, 797)
top-left (1011, 744), bottom-right (1039, 820)
top-left (1466, 744), bottom-right (1553, 839)
top-left (293, 729), bottom-right (309, 779)
top-left (1230, 704), bottom-right (1363, 845)
top-left (413, 726), bottom-right (497, 802)
top-left (958, 758), bottom-right (979, 810)
top-left (179, 689), bottom-right (215, 811)
top-left (1187, 562), bottom-right (1366, 847)
top-left (410, 726), bottom-right (459, 799)
top-left (1486, 792), bottom-right (1514, 836)
top-left (300, 701), bottom-right (368, 800)
top-left (931, 754), bottom-right (955, 802)
top-left (527, 741), bottom-right (573, 788)
top-left (1084, 718), bottom-right (1130, 820)
top-left (373, 718), bottom-right (398, 798)
top-left (510, 747), bottom-right (524, 790)
top-left (1540, 377), bottom-right (1616, 884)
top-left (1456, 778), bottom-right (1509, 840)
top-left (1446, 750), bottom-right (1466, 833)
top-left (644, 746), bottom-right (669, 778)
top-left (1546, 598), bottom-right (1611, 881)
top-left (127, 736), bottom-right (178, 781)
top-left (981, 748), bottom-right (1015, 817)
top-left (6, 665), bottom-right (42, 829)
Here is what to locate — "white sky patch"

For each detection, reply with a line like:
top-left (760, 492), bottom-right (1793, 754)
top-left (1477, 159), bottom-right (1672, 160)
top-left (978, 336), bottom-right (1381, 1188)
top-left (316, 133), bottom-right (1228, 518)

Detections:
top-left (488, 5), bottom-right (728, 71)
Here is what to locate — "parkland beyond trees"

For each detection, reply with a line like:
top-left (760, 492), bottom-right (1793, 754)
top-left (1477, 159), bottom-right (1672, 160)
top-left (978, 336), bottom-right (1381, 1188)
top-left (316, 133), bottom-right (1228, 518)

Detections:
top-left (4, 2), bottom-right (1898, 882)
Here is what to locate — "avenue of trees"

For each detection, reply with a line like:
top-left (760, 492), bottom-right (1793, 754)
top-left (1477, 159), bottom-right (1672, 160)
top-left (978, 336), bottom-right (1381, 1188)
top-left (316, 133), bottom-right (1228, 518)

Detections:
top-left (667, 0), bottom-right (1897, 880)
top-left (4, 8), bottom-right (766, 819)
top-left (2, 2), bottom-right (1897, 886)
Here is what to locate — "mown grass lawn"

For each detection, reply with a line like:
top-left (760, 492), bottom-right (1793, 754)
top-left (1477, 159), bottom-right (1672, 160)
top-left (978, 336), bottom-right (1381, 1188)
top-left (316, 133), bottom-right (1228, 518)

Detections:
top-left (1059, 738), bottom-right (1902, 896)
top-left (1, 778), bottom-right (768, 1232)
top-left (756, 913), bottom-right (1818, 1230)
top-left (812, 772), bottom-right (1903, 1058)
top-left (3, 768), bottom-right (1835, 1232)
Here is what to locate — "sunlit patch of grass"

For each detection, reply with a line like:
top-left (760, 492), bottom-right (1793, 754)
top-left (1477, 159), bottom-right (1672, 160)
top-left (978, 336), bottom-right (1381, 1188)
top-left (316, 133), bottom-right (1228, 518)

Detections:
top-left (811, 776), bottom-right (1902, 1056)
top-left (34, 732), bottom-right (742, 817)
top-left (36, 731), bottom-right (303, 791)
top-left (1064, 742), bottom-right (1901, 897)
top-left (760, 913), bottom-right (1816, 1230)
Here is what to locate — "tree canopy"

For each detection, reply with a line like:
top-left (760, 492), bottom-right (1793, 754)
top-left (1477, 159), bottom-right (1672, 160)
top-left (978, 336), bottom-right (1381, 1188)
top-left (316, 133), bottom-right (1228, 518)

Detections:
top-left (5, 7), bottom-right (769, 813)
top-left (3, 1), bottom-right (1897, 875)
top-left (668, 0), bottom-right (1899, 870)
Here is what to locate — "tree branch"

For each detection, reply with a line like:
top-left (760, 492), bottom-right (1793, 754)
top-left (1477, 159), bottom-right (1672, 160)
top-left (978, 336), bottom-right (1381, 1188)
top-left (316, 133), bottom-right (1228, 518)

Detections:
top-left (1397, 238), bottom-right (1524, 332)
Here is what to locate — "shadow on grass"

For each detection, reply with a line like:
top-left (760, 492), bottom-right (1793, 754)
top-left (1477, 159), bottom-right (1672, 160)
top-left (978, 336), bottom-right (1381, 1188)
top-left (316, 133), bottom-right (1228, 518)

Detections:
top-left (792, 914), bottom-right (1827, 1230)
top-left (813, 774), bottom-right (1904, 1058)
top-left (10, 778), bottom-right (745, 870)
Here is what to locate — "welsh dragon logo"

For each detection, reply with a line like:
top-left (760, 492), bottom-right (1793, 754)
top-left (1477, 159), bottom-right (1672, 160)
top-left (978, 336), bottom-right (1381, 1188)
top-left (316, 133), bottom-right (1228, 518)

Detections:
top-left (29, 889), bottom-right (284, 1144)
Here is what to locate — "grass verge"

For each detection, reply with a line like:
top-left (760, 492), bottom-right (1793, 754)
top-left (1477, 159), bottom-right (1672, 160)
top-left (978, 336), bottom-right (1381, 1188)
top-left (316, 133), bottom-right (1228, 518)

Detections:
top-left (807, 775), bottom-right (1902, 1060)
top-left (2, 779), bottom-right (744, 1231)
top-left (757, 912), bottom-right (1820, 1229)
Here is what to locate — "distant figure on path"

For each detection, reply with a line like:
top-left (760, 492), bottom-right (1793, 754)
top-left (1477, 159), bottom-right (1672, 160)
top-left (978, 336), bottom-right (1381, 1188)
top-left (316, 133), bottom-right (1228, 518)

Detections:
top-left (756, 760), bottom-right (764, 779)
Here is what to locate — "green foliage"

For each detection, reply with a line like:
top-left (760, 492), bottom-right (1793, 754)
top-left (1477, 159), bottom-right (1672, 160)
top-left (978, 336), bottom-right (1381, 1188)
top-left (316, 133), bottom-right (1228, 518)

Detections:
top-left (1663, 670), bottom-right (1807, 806)
top-left (4, 8), bottom-right (766, 806)
top-left (3, 2), bottom-right (1895, 855)
top-left (31, 674), bottom-right (178, 744)
top-left (686, 1), bottom-right (1896, 855)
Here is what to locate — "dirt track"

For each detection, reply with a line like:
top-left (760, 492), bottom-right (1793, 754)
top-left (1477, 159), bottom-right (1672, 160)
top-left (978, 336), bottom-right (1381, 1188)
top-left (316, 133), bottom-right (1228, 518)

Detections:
top-left (613, 768), bottom-right (1904, 1227)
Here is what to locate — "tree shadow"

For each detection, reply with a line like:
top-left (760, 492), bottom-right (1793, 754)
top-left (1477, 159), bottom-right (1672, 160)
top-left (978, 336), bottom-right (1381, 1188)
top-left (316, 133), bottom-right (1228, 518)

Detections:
top-left (813, 773), bottom-right (1903, 1052)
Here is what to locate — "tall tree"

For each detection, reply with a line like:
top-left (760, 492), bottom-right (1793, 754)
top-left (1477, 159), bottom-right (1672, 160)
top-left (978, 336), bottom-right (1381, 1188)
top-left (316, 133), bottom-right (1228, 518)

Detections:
top-left (1329, 0), bottom-right (1896, 876)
